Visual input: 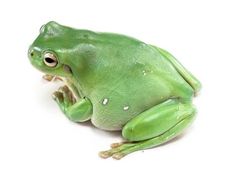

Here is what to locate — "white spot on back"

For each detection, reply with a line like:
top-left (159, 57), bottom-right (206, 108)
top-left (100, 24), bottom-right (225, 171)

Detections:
top-left (142, 70), bottom-right (147, 76)
top-left (123, 106), bottom-right (129, 111)
top-left (102, 98), bottom-right (109, 105)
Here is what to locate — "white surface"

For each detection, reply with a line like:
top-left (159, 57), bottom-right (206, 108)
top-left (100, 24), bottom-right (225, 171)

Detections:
top-left (0, 0), bottom-right (235, 176)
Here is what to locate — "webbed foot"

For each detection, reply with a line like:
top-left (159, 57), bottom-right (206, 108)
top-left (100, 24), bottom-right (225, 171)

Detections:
top-left (52, 85), bottom-right (76, 112)
top-left (99, 142), bottom-right (136, 160)
top-left (52, 85), bottom-right (92, 122)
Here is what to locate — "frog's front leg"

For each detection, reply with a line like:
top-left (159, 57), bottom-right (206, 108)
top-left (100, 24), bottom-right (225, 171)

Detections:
top-left (99, 99), bottom-right (196, 160)
top-left (52, 85), bottom-right (92, 122)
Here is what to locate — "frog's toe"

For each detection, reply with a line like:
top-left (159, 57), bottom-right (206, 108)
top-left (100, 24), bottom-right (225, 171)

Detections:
top-left (43, 74), bottom-right (63, 82)
top-left (58, 85), bottom-right (75, 105)
top-left (99, 143), bottom-right (136, 160)
top-left (43, 74), bottom-right (54, 81)
top-left (99, 150), bottom-right (126, 160)
top-left (98, 148), bottom-right (129, 160)
top-left (110, 142), bottom-right (126, 148)
top-left (52, 91), bottom-right (67, 112)
top-left (58, 85), bottom-right (69, 92)
top-left (99, 151), bottom-right (112, 159)
top-left (112, 152), bottom-right (125, 160)
top-left (52, 91), bottom-right (63, 102)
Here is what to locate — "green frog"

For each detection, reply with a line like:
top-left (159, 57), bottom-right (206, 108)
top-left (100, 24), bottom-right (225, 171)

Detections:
top-left (28, 21), bottom-right (201, 159)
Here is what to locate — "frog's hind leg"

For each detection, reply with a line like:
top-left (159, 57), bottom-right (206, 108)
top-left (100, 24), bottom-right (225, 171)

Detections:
top-left (99, 99), bottom-right (196, 160)
top-left (155, 47), bottom-right (201, 95)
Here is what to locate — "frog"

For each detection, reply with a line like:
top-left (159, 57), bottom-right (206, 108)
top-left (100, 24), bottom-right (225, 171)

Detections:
top-left (28, 21), bottom-right (201, 160)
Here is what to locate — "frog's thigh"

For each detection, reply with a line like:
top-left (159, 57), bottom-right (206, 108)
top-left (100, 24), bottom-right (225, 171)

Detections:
top-left (122, 99), bottom-right (196, 142)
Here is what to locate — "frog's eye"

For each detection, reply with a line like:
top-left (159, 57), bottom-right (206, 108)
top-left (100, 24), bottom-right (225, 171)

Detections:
top-left (43, 52), bottom-right (58, 67)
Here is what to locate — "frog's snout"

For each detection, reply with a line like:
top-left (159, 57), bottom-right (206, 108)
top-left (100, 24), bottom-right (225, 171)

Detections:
top-left (28, 46), bottom-right (35, 65)
top-left (28, 46), bottom-right (37, 59)
top-left (28, 46), bottom-right (44, 69)
top-left (28, 45), bottom-right (43, 59)
top-left (28, 46), bottom-right (34, 59)
top-left (30, 48), bottom-right (34, 55)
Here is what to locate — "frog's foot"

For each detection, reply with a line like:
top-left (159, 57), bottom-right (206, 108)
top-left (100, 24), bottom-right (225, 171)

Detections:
top-left (99, 99), bottom-right (196, 160)
top-left (52, 85), bottom-right (75, 112)
top-left (52, 85), bottom-right (93, 122)
top-left (43, 74), bottom-right (63, 82)
top-left (58, 85), bottom-right (76, 105)
top-left (99, 142), bottom-right (137, 160)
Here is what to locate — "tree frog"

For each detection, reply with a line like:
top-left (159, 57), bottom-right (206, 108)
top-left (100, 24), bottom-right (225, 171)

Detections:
top-left (28, 21), bottom-right (201, 159)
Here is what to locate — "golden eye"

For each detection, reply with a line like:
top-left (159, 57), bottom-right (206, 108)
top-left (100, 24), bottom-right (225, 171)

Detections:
top-left (43, 53), bottom-right (58, 67)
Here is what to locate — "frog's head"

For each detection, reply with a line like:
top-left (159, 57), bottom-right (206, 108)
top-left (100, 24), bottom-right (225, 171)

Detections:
top-left (28, 21), bottom-right (96, 79)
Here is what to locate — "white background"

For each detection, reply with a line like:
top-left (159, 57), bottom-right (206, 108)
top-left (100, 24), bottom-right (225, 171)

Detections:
top-left (0, 0), bottom-right (235, 176)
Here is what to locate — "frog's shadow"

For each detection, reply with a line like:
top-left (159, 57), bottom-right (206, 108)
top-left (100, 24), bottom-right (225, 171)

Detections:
top-left (75, 121), bottom-right (193, 144)
top-left (76, 121), bottom-right (122, 139)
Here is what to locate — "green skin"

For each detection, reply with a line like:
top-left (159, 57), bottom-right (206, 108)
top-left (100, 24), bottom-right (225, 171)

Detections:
top-left (28, 21), bottom-right (201, 160)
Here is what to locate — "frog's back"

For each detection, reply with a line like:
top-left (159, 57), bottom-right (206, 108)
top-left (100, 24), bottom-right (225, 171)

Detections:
top-left (80, 32), bottom-right (194, 130)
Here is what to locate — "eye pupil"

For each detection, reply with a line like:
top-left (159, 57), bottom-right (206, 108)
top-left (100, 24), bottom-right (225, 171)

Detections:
top-left (45, 57), bottom-right (55, 63)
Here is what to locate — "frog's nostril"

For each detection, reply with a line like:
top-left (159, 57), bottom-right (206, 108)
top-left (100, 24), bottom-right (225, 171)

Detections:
top-left (28, 48), bottom-right (34, 58)
top-left (30, 51), bottom-right (34, 57)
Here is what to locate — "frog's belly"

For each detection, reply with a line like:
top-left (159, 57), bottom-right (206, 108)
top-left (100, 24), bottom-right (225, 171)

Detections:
top-left (89, 81), bottom-right (171, 131)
